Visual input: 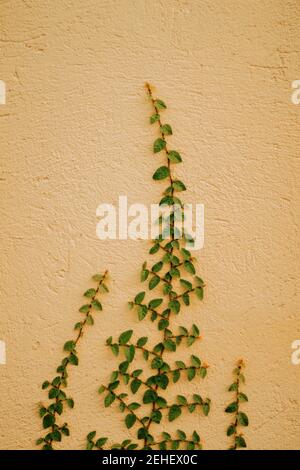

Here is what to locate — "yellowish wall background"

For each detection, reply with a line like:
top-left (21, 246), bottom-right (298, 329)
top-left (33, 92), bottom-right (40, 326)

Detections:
top-left (1, 0), bottom-right (299, 450)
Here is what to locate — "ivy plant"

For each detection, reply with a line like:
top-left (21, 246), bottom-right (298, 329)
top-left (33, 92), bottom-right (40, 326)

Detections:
top-left (86, 85), bottom-right (211, 450)
top-left (36, 271), bottom-right (109, 450)
top-left (225, 359), bottom-right (249, 450)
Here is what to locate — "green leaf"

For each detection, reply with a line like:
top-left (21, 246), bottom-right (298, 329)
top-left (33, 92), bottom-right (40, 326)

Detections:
top-left (150, 410), bottom-right (162, 424)
top-left (111, 344), bottom-right (119, 356)
top-left (152, 261), bottom-right (163, 272)
top-left (227, 425), bottom-right (236, 436)
top-left (92, 274), bottom-right (103, 282)
top-left (155, 374), bottom-right (169, 390)
top-left (177, 429), bottom-right (186, 440)
top-left (150, 113), bottom-right (160, 124)
top-left (158, 318), bottom-right (169, 330)
top-left (180, 279), bottom-right (192, 290)
top-left (149, 243), bottom-right (160, 254)
top-left (228, 382), bottom-right (238, 392)
top-left (51, 430), bottom-right (61, 442)
top-left (168, 150), bottom-right (182, 163)
top-left (238, 392), bottom-right (248, 402)
top-left (149, 275), bottom-right (160, 290)
top-left (173, 370), bottom-right (180, 382)
top-left (128, 402), bottom-right (141, 410)
top-left (137, 337), bottom-right (148, 347)
top-left (153, 166), bottom-right (169, 180)
top-left (135, 292), bottom-right (145, 304)
top-left (235, 435), bottom-right (247, 448)
top-left (141, 269), bottom-right (149, 282)
top-left (138, 305), bottom-right (148, 321)
top-left (153, 138), bottom-right (166, 154)
top-left (125, 414), bottom-right (136, 429)
top-left (237, 412), bottom-right (249, 427)
top-left (143, 389), bottom-right (157, 404)
top-left (87, 431), bottom-right (96, 441)
top-left (173, 180), bottom-right (186, 192)
top-left (130, 379), bottom-right (142, 394)
top-left (79, 304), bottom-right (90, 313)
top-left (119, 330), bottom-right (133, 345)
top-left (125, 344), bottom-right (135, 363)
top-left (160, 124), bottom-right (172, 135)
top-left (48, 388), bottom-right (59, 399)
top-left (104, 392), bottom-right (115, 407)
top-left (86, 315), bottom-right (94, 326)
top-left (192, 431), bottom-right (200, 443)
top-left (195, 286), bottom-right (204, 300)
top-left (64, 340), bottom-right (75, 352)
top-left (187, 368), bottom-right (196, 381)
top-left (168, 300), bottom-right (180, 314)
top-left (43, 414), bottom-right (55, 429)
top-left (42, 381), bottom-right (50, 390)
top-left (84, 288), bottom-right (96, 298)
top-left (91, 299), bottom-right (102, 311)
top-left (202, 401), bottom-right (210, 416)
top-left (191, 324), bottom-right (200, 336)
top-left (154, 99), bottom-right (167, 110)
top-left (156, 396), bottom-right (167, 408)
top-left (69, 353), bottom-right (79, 365)
top-left (177, 395), bottom-right (187, 405)
top-left (96, 437), bottom-right (108, 448)
top-left (184, 260), bottom-right (196, 275)
top-left (98, 385), bottom-right (105, 394)
top-left (168, 405), bottom-right (182, 422)
top-left (149, 298), bottom-right (163, 310)
top-left (225, 402), bottom-right (238, 413)
top-left (67, 398), bottom-right (74, 408)
top-left (200, 367), bottom-right (207, 379)
top-left (163, 339), bottom-right (176, 351)
top-left (193, 394), bottom-right (203, 404)
top-left (191, 355), bottom-right (201, 367)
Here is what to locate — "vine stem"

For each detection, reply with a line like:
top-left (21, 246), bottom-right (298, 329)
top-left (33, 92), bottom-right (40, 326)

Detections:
top-left (144, 83), bottom-right (176, 447)
top-left (45, 271), bottom-right (108, 447)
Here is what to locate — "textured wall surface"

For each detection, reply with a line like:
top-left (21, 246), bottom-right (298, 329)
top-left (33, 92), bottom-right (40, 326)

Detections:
top-left (0, 0), bottom-right (299, 450)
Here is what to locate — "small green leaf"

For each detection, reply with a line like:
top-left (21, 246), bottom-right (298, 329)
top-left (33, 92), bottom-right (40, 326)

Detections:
top-left (163, 339), bottom-right (176, 351)
top-left (91, 299), bottom-right (102, 311)
top-left (191, 355), bottom-right (201, 367)
top-left (187, 368), bottom-right (196, 381)
top-left (160, 124), bottom-right (172, 135)
top-left (141, 269), bottom-right (149, 282)
top-left (177, 395), bottom-right (187, 405)
top-left (168, 299), bottom-right (180, 314)
top-left (158, 318), bottom-right (169, 330)
top-left (84, 288), bottom-right (96, 298)
top-left (67, 398), bottom-right (74, 408)
top-left (69, 353), bottom-right (79, 365)
top-left (143, 389), bottom-right (157, 404)
top-left (79, 304), bottom-right (90, 313)
top-left (153, 165), bottom-right (169, 181)
top-left (173, 180), bottom-right (186, 192)
top-left (235, 435), bottom-right (247, 448)
top-left (125, 344), bottom-right (135, 363)
top-left (237, 412), bottom-right (249, 427)
top-left (149, 243), bottom-right (160, 254)
top-left (154, 99), bottom-right (167, 110)
top-left (92, 274), bottom-right (103, 282)
top-left (153, 139), bottom-right (166, 154)
top-left (168, 150), bottom-right (182, 163)
top-left (150, 410), bottom-right (162, 424)
top-left (227, 425), bottom-right (236, 436)
top-left (138, 305), bottom-right (148, 321)
top-left (150, 113), bottom-right (160, 124)
top-left (43, 414), bottom-right (55, 429)
top-left (225, 402), bottom-right (238, 413)
top-left (192, 431), bottom-right (200, 443)
top-left (180, 279), bottom-right (192, 290)
top-left (152, 261), bottom-right (163, 272)
top-left (64, 340), bottom-right (75, 352)
top-left (42, 381), bottom-right (50, 390)
top-left (104, 392), bottom-right (115, 407)
top-left (137, 337), bottom-right (148, 347)
top-left (200, 367), bottom-right (207, 379)
top-left (98, 385), bottom-right (105, 394)
top-left (125, 414), bottom-right (136, 429)
top-left (119, 330), bottom-right (133, 345)
top-left (134, 292), bottom-right (145, 304)
top-left (149, 275), bottom-right (160, 290)
top-left (191, 324), bottom-right (200, 336)
top-left (168, 405), bottom-right (182, 422)
top-left (195, 286), bottom-right (204, 300)
top-left (228, 382), bottom-right (238, 392)
top-left (177, 429), bottom-right (186, 440)
top-left (184, 260), bottom-right (196, 275)
top-left (86, 315), bottom-right (94, 326)
top-left (238, 392), bottom-right (248, 402)
top-left (111, 344), bottom-right (119, 356)
top-left (95, 437), bottom-right (108, 448)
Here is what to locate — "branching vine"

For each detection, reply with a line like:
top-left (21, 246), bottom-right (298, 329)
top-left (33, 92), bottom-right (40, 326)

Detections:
top-left (36, 271), bottom-right (109, 450)
top-left (225, 359), bottom-right (249, 450)
top-left (87, 84), bottom-right (210, 450)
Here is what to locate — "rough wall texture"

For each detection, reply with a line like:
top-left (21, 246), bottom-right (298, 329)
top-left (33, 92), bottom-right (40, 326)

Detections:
top-left (0, 0), bottom-right (299, 450)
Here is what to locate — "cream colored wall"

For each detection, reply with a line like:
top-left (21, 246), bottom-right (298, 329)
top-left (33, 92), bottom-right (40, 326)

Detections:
top-left (0, 0), bottom-right (299, 450)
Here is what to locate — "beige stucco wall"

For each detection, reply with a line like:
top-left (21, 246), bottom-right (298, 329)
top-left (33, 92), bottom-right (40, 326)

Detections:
top-left (1, 0), bottom-right (299, 450)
